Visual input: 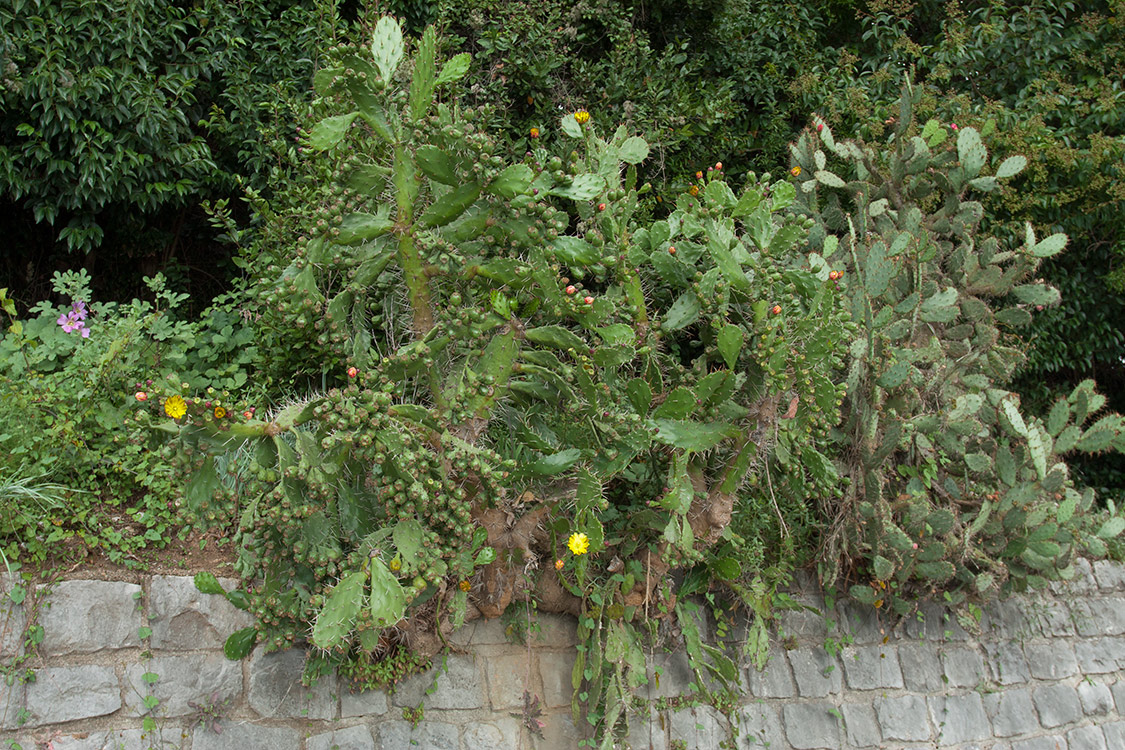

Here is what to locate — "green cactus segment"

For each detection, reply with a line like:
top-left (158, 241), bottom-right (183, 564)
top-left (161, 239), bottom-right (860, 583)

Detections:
top-left (369, 559), bottom-right (407, 629)
top-left (311, 571), bottom-right (367, 649)
top-left (409, 27), bottom-right (437, 121)
top-left (309, 112), bottom-right (359, 151)
top-left (370, 16), bottom-right (404, 81)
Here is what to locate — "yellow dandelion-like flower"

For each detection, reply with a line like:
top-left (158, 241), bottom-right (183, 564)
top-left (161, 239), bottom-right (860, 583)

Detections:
top-left (389, 557), bottom-right (402, 572)
top-left (567, 532), bottom-right (590, 555)
top-left (164, 395), bottom-right (187, 420)
top-left (530, 127), bottom-right (540, 138)
top-left (555, 559), bottom-right (564, 570)
top-left (790, 166), bottom-right (802, 177)
top-left (459, 579), bottom-right (471, 592)
top-left (214, 406), bottom-right (226, 419)
top-left (689, 185), bottom-right (699, 196)
top-left (574, 109), bottom-right (590, 124)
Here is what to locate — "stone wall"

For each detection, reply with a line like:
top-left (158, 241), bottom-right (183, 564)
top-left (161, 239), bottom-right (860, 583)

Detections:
top-left (2, 561), bottom-right (1124, 749)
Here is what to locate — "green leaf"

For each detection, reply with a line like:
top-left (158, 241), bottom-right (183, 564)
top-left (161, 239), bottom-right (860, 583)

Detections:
top-left (652, 388), bottom-right (695, 420)
top-left (336, 212), bottom-right (394, 245)
top-left (560, 113), bottom-right (583, 138)
top-left (309, 112), bottom-right (359, 151)
top-left (194, 572), bottom-right (226, 596)
top-left (550, 236), bottom-right (600, 267)
top-left (1097, 516), bottom-right (1125, 540)
top-left (369, 559), bottom-right (407, 627)
top-left (1031, 233), bottom-right (1067, 258)
top-left (661, 292), bottom-right (700, 332)
top-left (527, 448), bottom-right (584, 475)
top-left (717, 324), bottom-right (743, 369)
top-left (772, 181), bottom-right (796, 211)
top-left (873, 555), bottom-right (894, 581)
top-left (410, 27), bottom-right (437, 121)
top-left (814, 170), bottom-right (846, 188)
top-left (957, 127), bottom-right (987, 176)
top-left (626, 378), bottom-right (652, 416)
top-left (224, 627), bottom-right (257, 660)
top-left (525, 325), bottom-right (586, 351)
top-left (651, 419), bottom-right (734, 452)
top-left (419, 183), bottom-right (481, 228)
top-left (311, 571), bottom-right (366, 649)
top-left (488, 164), bottom-right (534, 198)
top-left (919, 287), bottom-right (959, 323)
top-left (994, 155), bottom-right (1027, 179)
top-left (415, 146), bottom-right (458, 186)
top-left (436, 53), bottom-right (471, 86)
top-left (371, 17), bottom-right (404, 81)
top-left (618, 136), bottom-right (649, 165)
top-left (393, 519), bottom-right (425, 568)
top-left (550, 174), bottom-right (604, 201)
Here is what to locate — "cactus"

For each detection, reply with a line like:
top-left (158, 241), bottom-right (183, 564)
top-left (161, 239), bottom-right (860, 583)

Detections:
top-left (794, 83), bottom-right (1125, 608)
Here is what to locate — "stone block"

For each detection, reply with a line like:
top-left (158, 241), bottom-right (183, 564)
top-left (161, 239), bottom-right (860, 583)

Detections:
top-left (1074, 638), bottom-right (1121, 674)
top-left (1033, 683), bottom-right (1082, 729)
top-left (1093, 560), bottom-right (1125, 591)
top-left (782, 702), bottom-right (841, 749)
top-left (835, 599), bottom-right (888, 644)
top-left (1071, 598), bottom-right (1125, 637)
top-left (486, 653), bottom-right (532, 709)
top-left (124, 651), bottom-right (242, 717)
top-left (374, 719), bottom-right (458, 750)
top-left (985, 641), bottom-right (1031, 685)
top-left (147, 575), bottom-right (254, 651)
top-left (1066, 725), bottom-right (1107, 750)
top-left (0, 678), bottom-right (26, 730)
top-left (779, 606), bottom-right (828, 641)
top-left (539, 650), bottom-right (577, 707)
top-left (903, 601), bottom-right (969, 641)
top-left (787, 647), bottom-right (842, 697)
top-left (465, 720), bottom-right (521, 750)
top-left (307, 724), bottom-right (375, 750)
top-left (942, 645), bottom-right (987, 688)
top-left (670, 704), bottom-right (727, 748)
top-left (247, 646), bottom-right (337, 720)
top-left (984, 687), bottom-right (1037, 738)
top-left (876, 694), bottom-right (931, 742)
top-left (981, 597), bottom-right (1031, 640)
top-left (746, 653), bottom-right (795, 698)
top-left (1026, 641), bottom-right (1079, 680)
top-left (1055, 557), bottom-right (1097, 594)
top-left (340, 686), bottom-right (390, 718)
top-left (192, 722), bottom-right (299, 750)
top-left (532, 712), bottom-right (584, 750)
top-left (1077, 681), bottom-right (1113, 716)
top-left (898, 641), bottom-right (945, 692)
top-left (1013, 737), bottom-right (1069, 750)
top-left (447, 617), bottom-right (508, 646)
top-left (39, 579), bottom-right (142, 655)
top-left (1026, 600), bottom-right (1077, 638)
top-left (928, 693), bottom-right (991, 745)
top-left (840, 644), bottom-right (904, 690)
top-left (24, 664), bottom-right (121, 726)
top-left (47, 728), bottom-right (165, 750)
top-left (1113, 679), bottom-right (1125, 712)
top-left (1102, 720), bottom-right (1125, 749)
top-left (0, 575), bottom-right (27, 660)
top-left (738, 702), bottom-right (785, 749)
top-left (535, 614), bottom-right (578, 648)
top-left (390, 653), bottom-right (484, 710)
top-left (626, 707), bottom-right (668, 750)
top-left (840, 702), bottom-right (881, 748)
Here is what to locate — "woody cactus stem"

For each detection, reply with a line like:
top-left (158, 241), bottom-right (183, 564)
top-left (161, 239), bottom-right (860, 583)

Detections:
top-left (393, 147), bottom-right (434, 338)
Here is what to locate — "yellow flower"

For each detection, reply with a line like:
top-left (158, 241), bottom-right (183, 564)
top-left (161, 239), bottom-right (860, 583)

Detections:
top-left (164, 395), bottom-right (187, 420)
top-left (790, 166), bottom-right (802, 177)
top-left (689, 185), bottom-right (699, 196)
top-left (389, 557), bottom-right (402, 572)
top-left (555, 559), bottom-right (564, 570)
top-left (574, 109), bottom-right (590, 125)
top-left (530, 127), bottom-right (540, 138)
top-left (567, 532), bottom-right (590, 555)
top-left (459, 579), bottom-right (471, 592)
top-left (214, 406), bottom-right (226, 419)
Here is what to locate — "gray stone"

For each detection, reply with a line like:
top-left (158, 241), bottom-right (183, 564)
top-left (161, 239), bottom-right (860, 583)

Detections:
top-left (670, 704), bottom-right (727, 748)
top-left (1013, 738), bottom-right (1068, 750)
top-left (782, 701), bottom-right (841, 749)
top-left (1066, 725), bottom-right (1107, 750)
top-left (626, 707), bottom-right (668, 750)
top-left (1113, 680), bottom-right (1125, 712)
top-left (448, 617), bottom-right (508, 646)
top-left (984, 687), bottom-right (1037, 737)
top-left (942, 645), bottom-right (987, 688)
top-left (307, 725), bottom-right (375, 750)
top-left (899, 641), bottom-right (946, 692)
top-left (1058, 557), bottom-right (1098, 594)
top-left (464, 719), bottom-right (520, 750)
top-left (373, 719), bottom-right (458, 750)
top-left (1075, 638), bottom-right (1122, 673)
top-left (928, 693), bottom-right (991, 744)
top-left (985, 641), bottom-right (1031, 685)
top-left (487, 653), bottom-right (531, 709)
top-left (738, 702), bottom-right (785, 749)
top-left (840, 644), bottom-right (904, 690)
top-left (788, 647), bottom-right (842, 697)
top-left (534, 712), bottom-right (584, 750)
top-left (1026, 600), bottom-right (1077, 638)
top-left (47, 728), bottom-right (164, 750)
top-left (1026, 641), bottom-right (1079, 680)
top-left (1102, 720), bottom-right (1125, 749)
top-left (535, 614), bottom-right (579, 648)
top-left (123, 652), bottom-right (242, 717)
top-left (0, 575), bottom-right (27, 659)
top-left (24, 664), bottom-right (121, 726)
top-left (192, 722), bottom-right (299, 750)
top-left (539, 650), bottom-right (576, 707)
top-left (1077, 681), bottom-right (1113, 716)
top-left (1033, 683), bottom-right (1082, 729)
top-left (876, 694), bottom-right (931, 742)
top-left (836, 599), bottom-right (887, 644)
top-left (39, 579), bottom-right (142, 655)
top-left (246, 646), bottom-right (337, 720)
top-left (0, 678), bottom-right (27, 730)
top-left (903, 601), bottom-right (969, 641)
top-left (1093, 560), bottom-right (1125, 591)
top-left (981, 597), bottom-right (1031, 640)
top-left (391, 653), bottom-right (484, 710)
top-left (840, 702), bottom-right (881, 748)
top-left (1071, 598), bottom-right (1125, 637)
top-left (340, 687), bottom-right (390, 718)
top-left (147, 575), bottom-right (254, 651)
top-left (746, 654), bottom-right (795, 698)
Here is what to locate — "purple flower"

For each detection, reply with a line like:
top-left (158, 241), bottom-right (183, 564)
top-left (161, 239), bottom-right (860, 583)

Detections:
top-left (57, 300), bottom-right (91, 338)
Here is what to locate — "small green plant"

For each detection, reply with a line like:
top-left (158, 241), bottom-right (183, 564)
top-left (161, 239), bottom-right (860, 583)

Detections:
top-left (188, 690), bottom-right (233, 734)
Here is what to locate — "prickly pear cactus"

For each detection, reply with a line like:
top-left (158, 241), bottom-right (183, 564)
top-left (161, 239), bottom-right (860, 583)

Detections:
top-left (792, 83), bottom-right (1125, 610)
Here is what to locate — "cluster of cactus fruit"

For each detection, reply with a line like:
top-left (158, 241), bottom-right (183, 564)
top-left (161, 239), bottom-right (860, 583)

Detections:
top-left (791, 82), bottom-right (1125, 612)
top-left (157, 23), bottom-right (1125, 745)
